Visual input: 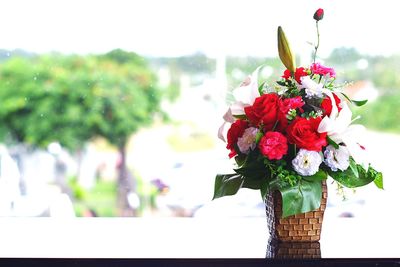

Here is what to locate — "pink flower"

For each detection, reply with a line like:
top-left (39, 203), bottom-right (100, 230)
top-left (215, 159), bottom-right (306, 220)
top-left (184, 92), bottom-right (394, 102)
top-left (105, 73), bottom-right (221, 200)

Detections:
top-left (258, 131), bottom-right (288, 160)
top-left (279, 96), bottom-right (305, 114)
top-left (310, 63), bottom-right (336, 78)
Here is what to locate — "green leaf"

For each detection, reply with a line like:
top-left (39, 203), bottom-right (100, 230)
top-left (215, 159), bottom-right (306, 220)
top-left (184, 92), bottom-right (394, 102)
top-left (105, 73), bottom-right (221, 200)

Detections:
top-left (279, 180), bottom-right (322, 218)
top-left (212, 174), bottom-right (244, 200)
top-left (341, 92), bottom-right (368, 107)
top-left (327, 136), bottom-right (339, 149)
top-left (260, 180), bottom-right (269, 200)
top-left (348, 158), bottom-right (359, 178)
top-left (255, 131), bottom-right (263, 144)
top-left (328, 163), bottom-right (381, 188)
top-left (303, 170), bottom-right (328, 182)
top-left (373, 171), bottom-right (384, 189)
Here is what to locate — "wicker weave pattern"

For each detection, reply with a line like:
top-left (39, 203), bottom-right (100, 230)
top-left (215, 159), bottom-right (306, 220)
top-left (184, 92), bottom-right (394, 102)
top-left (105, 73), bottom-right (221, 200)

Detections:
top-left (266, 238), bottom-right (321, 259)
top-left (266, 181), bottom-right (327, 242)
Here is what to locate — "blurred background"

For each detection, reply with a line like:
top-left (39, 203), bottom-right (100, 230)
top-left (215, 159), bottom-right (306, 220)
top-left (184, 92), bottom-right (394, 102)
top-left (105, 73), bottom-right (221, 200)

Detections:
top-left (0, 0), bottom-right (398, 219)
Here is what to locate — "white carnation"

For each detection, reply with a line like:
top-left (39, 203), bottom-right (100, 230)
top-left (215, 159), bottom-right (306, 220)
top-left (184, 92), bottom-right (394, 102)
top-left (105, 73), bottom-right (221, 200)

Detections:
top-left (324, 145), bottom-right (350, 171)
top-left (292, 149), bottom-right (323, 176)
top-left (237, 127), bottom-right (259, 154)
top-left (300, 76), bottom-right (323, 99)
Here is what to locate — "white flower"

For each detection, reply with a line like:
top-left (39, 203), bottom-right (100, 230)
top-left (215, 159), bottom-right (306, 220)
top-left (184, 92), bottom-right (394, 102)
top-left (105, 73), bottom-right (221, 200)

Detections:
top-left (218, 66), bottom-right (263, 142)
top-left (292, 149), bottom-right (323, 176)
top-left (318, 90), bottom-right (369, 169)
top-left (324, 145), bottom-right (350, 171)
top-left (237, 127), bottom-right (259, 154)
top-left (300, 76), bottom-right (323, 98)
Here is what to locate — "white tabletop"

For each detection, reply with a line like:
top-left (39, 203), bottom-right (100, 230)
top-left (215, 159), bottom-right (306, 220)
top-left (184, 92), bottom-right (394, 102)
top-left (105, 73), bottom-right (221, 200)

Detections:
top-left (0, 216), bottom-right (398, 258)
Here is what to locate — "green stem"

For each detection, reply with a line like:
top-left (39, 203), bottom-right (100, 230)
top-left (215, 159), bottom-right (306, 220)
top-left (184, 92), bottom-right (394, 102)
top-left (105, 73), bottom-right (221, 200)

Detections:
top-left (313, 21), bottom-right (320, 64)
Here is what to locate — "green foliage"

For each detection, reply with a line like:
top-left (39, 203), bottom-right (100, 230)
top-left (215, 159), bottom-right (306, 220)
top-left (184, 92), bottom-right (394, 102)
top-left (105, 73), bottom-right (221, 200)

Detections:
top-left (73, 180), bottom-right (118, 217)
top-left (327, 161), bottom-right (383, 189)
top-left (0, 50), bottom-right (162, 150)
top-left (279, 179), bottom-right (322, 218)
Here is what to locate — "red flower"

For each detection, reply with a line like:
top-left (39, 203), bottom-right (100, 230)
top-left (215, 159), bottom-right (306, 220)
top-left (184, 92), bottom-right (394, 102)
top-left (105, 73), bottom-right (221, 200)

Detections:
top-left (244, 93), bottom-right (279, 131)
top-left (282, 67), bottom-right (308, 84)
top-left (279, 96), bottom-right (305, 114)
top-left (259, 131), bottom-right (288, 160)
top-left (313, 8), bottom-right (324, 21)
top-left (321, 93), bottom-right (342, 116)
top-left (310, 63), bottom-right (336, 78)
top-left (282, 69), bottom-right (291, 80)
top-left (287, 117), bottom-right (327, 152)
top-left (294, 67), bottom-right (308, 84)
top-left (226, 120), bottom-right (248, 158)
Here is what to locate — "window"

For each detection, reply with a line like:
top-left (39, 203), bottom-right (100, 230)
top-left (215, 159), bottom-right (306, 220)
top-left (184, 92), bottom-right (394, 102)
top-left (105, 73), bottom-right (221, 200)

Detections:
top-left (0, 0), bottom-right (399, 258)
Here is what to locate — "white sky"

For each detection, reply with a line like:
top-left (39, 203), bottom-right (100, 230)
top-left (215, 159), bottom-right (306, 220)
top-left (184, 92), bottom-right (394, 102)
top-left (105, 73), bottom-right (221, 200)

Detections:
top-left (1, 0), bottom-right (400, 58)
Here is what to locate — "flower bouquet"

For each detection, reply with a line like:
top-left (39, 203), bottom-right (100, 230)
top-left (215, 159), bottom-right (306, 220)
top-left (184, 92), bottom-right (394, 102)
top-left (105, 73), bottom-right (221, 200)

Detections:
top-left (214, 9), bottom-right (383, 241)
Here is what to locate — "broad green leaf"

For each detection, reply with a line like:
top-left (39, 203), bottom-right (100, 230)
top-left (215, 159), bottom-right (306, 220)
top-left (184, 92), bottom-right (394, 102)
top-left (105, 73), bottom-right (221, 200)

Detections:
top-left (303, 170), bottom-right (328, 182)
top-left (213, 174), bottom-right (244, 200)
top-left (279, 180), bottom-right (322, 218)
top-left (348, 158), bottom-right (359, 178)
top-left (328, 164), bottom-right (381, 188)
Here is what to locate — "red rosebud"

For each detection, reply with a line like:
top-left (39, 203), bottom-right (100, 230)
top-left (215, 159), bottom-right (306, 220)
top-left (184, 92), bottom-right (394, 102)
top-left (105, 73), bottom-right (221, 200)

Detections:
top-left (313, 8), bottom-right (324, 21)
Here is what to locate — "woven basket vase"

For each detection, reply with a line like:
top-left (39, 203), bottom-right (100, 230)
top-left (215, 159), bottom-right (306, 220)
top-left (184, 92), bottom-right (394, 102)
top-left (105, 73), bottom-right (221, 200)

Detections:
top-left (265, 180), bottom-right (327, 242)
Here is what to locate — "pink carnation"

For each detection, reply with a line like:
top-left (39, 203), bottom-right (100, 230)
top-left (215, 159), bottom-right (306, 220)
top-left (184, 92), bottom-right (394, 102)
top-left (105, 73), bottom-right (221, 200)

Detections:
top-left (310, 63), bottom-right (336, 78)
top-left (258, 131), bottom-right (288, 160)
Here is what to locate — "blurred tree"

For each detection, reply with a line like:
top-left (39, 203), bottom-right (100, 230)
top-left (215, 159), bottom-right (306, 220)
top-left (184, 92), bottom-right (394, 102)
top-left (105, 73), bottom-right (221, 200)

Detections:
top-left (0, 50), bottom-right (162, 216)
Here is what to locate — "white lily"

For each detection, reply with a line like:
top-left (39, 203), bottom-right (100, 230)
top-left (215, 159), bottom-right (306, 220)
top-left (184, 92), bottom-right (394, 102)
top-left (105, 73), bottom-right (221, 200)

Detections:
top-left (217, 66), bottom-right (263, 142)
top-left (317, 90), bottom-right (369, 169)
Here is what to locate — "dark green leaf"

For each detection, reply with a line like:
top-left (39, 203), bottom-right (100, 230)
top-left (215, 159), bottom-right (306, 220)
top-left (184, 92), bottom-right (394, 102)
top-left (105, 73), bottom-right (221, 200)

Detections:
top-left (352, 99), bottom-right (368, 106)
top-left (260, 180), bottom-right (269, 200)
top-left (212, 174), bottom-right (244, 200)
top-left (328, 163), bottom-right (381, 188)
top-left (341, 92), bottom-right (368, 107)
top-left (280, 180), bottom-right (322, 218)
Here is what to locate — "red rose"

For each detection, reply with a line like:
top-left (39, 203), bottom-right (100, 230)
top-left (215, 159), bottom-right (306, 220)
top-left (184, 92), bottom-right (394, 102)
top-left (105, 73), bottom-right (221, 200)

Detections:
top-left (259, 131), bottom-right (288, 160)
top-left (279, 96), bottom-right (305, 114)
top-left (282, 67), bottom-right (308, 84)
top-left (226, 120), bottom-right (248, 158)
top-left (321, 93), bottom-right (342, 116)
top-left (244, 93), bottom-right (279, 131)
top-left (313, 8), bottom-right (324, 21)
top-left (287, 117), bottom-right (327, 151)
